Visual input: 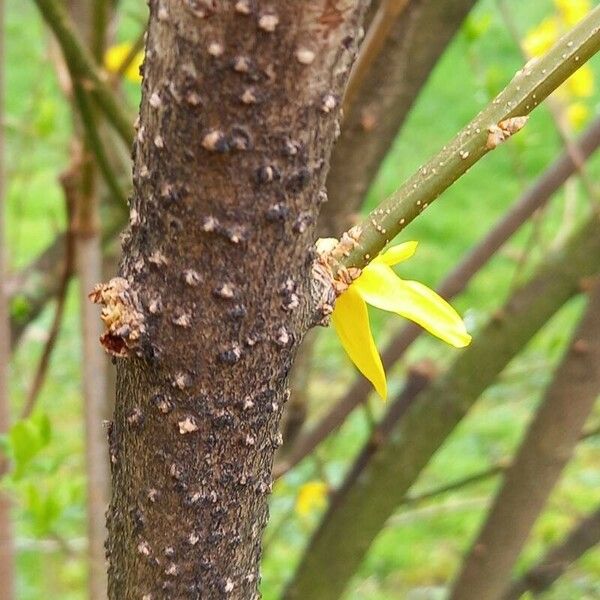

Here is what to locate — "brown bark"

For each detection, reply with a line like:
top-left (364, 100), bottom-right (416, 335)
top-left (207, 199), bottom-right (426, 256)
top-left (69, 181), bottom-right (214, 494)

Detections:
top-left (322, 0), bottom-right (477, 235)
top-left (279, 329), bottom-right (315, 453)
top-left (503, 504), bottom-right (600, 600)
top-left (103, 2), bottom-right (369, 598)
top-left (276, 114), bottom-right (600, 478)
top-left (449, 282), bottom-right (600, 600)
top-left (0, 0), bottom-right (15, 595)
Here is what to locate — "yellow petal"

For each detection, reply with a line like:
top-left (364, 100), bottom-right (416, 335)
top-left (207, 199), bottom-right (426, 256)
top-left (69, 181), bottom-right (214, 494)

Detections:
top-left (332, 286), bottom-right (387, 400)
top-left (295, 481), bottom-right (328, 517)
top-left (523, 17), bottom-right (559, 57)
top-left (566, 102), bottom-right (590, 129)
top-left (556, 0), bottom-right (590, 26)
top-left (104, 43), bottom-right (143, 83)
top-left (354, 263), bottom-right (472, 348)
top-left (376, 241), bottom-right (419, 266)
top-left (565, 64), bottom-right (594, 98)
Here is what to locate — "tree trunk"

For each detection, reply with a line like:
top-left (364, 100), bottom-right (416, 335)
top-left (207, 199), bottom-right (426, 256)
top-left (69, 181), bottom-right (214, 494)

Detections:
top-left (100, 2), bottom-right (369, 598)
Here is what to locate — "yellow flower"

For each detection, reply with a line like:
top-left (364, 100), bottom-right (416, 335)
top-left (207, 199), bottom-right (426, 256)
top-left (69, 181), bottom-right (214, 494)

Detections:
top-left (104, 42), bottom-right (143, 83)
top-left (332, 242), bottom-right (472, 400)
top-left (565, 64), bottom-right (594, 98)
top-left (566, 102), bottom-right (590, 129)
top-left (523, 17), bottom-right (560, 57)
top-left (295, 481), bottom-right (328, 517)
top-left (555, 0), bottom-right (590, 26)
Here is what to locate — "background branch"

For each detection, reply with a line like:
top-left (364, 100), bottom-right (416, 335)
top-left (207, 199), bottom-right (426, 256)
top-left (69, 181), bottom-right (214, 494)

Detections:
top-left (276, 113), bottom-right (600, 478)
top-left (340, 6), bottom-right (600, 270)
top-left (285, 215), bottom-right (600, 600)
top-left (7, 180), bottom-right (127, 349)
top-left (402, 424), bottom-right (600, 508)
top-left (449, 281), bottom-right (600, 600)
top-left (20, 166), bottom-right (76, 420)
top-left (32, 0), bottom-right (134, 146)
top-left (503, 504), bottom-right (600, 600)
top-left (323, 0), bottom-right (477, 236)
top-left (72, 81), bottom-right (127, 205)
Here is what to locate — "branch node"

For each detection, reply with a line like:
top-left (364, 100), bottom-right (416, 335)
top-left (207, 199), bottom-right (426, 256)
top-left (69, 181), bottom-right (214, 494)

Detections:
top-left (89, 277), bottom-right (146, 357)
top-left (310, 234), bottom-right (363, 326)
top-left (486, 116), bottom-right (529, 150)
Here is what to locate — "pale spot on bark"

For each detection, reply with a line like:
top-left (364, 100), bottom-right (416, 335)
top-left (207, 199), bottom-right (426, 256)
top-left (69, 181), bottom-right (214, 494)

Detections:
top-left (89, 278), bottom-right (146, 357)
top-left (179, 416), bottom-right (199, 434)
top-left (296, 48), bottom-right (316, 65)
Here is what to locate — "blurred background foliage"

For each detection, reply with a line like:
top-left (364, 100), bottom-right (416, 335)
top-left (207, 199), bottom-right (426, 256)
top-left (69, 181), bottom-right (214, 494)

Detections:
top-left (2, 0), bottom-right (600, 598)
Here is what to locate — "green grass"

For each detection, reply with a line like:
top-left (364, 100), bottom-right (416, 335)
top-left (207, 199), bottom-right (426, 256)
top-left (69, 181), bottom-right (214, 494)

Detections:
top-left (5, 0), bottom-right (600, 598)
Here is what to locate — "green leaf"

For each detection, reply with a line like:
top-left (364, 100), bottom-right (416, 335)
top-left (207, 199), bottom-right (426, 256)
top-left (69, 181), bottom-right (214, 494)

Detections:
top-left (24, 483), bottom-right (62, 536)
top-left (7, 413), bottom-right (52, 480)
top-left (10, 294), bottom-right (33, 324)
top-left (33, 98), bottom-right (58, 138)
top-left (463, 13), bottom-right (492, 44)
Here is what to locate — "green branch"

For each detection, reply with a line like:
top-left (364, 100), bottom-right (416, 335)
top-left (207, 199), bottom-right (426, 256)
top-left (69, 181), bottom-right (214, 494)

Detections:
top-left (90, 0), bottom-right (109, 63)
top-left (340, 5), bottom-right (600, 271)
top-left (73, 82), bottom-right (127, 206)
top-left (33, 0), bottom-right (134, 146)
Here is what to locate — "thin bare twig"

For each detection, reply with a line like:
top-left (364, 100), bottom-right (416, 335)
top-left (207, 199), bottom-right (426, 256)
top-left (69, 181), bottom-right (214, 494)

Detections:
top-left (402, 424), bottom-right (600, 507)
top-left (20, 166), bottom-right (77, 420)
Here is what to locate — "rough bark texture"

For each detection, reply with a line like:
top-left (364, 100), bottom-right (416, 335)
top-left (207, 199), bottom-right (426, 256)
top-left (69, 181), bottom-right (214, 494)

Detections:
top-left (504, 504), bottom-right (600, 600)
top-left (282, 0), bottom-right (474, 451)
top-left (285, 216), bottom-right (600, 600)
top-left (322, 0), bottom-right (476, 235)
top-left (7, 0), bottom-right (471, 349)
top-left (449, 282), bottom-right (600, 600)
top-left (104, 2), bottom-right (369, 598)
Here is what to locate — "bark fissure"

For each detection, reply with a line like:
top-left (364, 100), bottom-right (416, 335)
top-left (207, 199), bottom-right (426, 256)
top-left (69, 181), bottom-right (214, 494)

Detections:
top-left (104, 2), bottom-right (369, 598)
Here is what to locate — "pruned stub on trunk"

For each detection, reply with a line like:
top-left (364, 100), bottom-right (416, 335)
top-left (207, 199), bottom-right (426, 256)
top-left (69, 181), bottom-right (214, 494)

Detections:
top-left (104, 1), bottom-right (370, 598)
